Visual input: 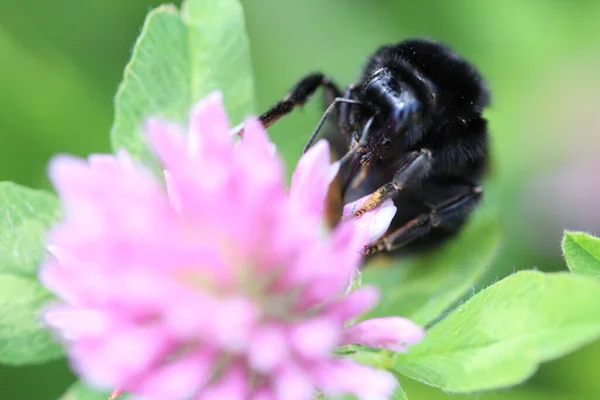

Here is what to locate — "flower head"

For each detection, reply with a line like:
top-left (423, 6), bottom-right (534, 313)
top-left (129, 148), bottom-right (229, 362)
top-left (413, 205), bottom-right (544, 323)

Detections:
top-left (41, 93), bottom-right (424, 399)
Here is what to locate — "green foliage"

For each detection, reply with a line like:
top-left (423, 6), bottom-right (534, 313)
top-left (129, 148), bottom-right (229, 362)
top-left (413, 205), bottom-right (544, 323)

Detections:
top-left (0, 182), bottom-right (59, 276)
top-left (562, 231), bottom-right (600, 279)
top-left (393, 271), bottom-right (600, 393)
top-left (111, 0), bottom-right (255, 164)
top-left (0, 273), bottom-right (63, 365)
top-left (0, 182), bottom-right (62, 365)
top-left (317, 385), bottom-right (408, 400)
top-left (1, 0), bottom-right (600, 398)
top-left (0, 26), bottom-right (111, 187)
top-left (400, 377), bottom-right (577, 400)
top-left (362, 210), bottom-right (501, 326)
top-left (60, 381), bottom-right (110, 400)
top-left (393, 384), bottom-right (409, 400)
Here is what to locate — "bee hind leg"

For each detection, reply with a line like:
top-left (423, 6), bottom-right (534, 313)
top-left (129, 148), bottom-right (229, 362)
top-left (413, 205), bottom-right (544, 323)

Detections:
top-left (363, 184), bottom-right (482, 255)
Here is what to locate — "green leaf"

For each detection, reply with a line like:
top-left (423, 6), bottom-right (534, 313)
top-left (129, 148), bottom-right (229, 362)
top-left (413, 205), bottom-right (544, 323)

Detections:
top-left (392, 384), bottom-right (409, 400)
top-left (338, 344), bottom-right (389, 368)
top-left (0, 273), bottom-right (63, 364)
top-left (316, 381), bottom-right (408, 400)
top-left (562, 231), bottom-right (600, 279)
top-left (317, 385), bottom-right (409, 400)
top-left (393, 271), bottom-right (600, 393)
top-left (111, 0), bottom-right (255, 164)
top-left (400, 377), bottom-right (575, 400)
top-left (0, 182), bottom-right (62, 364)
top-left (362, 210), bottom-right (501, 326)
top-left (60, 381), bottom-right (110, 400)
top-left (0, 182), bottom-right (59, 276)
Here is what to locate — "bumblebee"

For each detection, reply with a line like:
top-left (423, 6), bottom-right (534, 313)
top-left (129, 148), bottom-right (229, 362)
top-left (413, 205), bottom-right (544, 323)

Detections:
top-left (251, 39), bottom-right (490, 255)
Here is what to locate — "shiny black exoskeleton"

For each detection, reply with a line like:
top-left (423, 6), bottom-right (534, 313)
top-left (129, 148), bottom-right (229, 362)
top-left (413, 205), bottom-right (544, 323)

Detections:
top-left (252, 38), bottom-right (490, 255)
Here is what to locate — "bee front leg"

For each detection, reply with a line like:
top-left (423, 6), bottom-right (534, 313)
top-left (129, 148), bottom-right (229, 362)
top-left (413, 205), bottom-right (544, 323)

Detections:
top-left (232, 73), bottom-right (342, 137)
top-left (349, 149), bottom-right (433, 218)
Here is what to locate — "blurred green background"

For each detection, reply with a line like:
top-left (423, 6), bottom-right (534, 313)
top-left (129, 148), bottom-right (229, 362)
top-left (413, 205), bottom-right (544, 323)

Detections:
top-left (1, 0), bottom-right (600, 398)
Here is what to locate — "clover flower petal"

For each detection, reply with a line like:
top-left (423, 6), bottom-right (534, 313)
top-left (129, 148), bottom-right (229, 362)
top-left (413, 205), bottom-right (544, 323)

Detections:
top-left (41, 92), bottom-right (423, 399)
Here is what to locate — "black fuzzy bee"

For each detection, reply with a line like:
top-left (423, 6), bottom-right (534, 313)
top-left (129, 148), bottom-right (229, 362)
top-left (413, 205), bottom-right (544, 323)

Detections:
top-left (246, 38), bottom-right (490, 255)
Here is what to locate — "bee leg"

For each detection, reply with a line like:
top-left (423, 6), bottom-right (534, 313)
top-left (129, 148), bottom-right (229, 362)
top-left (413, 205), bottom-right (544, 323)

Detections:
top-left (259, 73), bottom-right (344, 128)
top-left (350, 149), bottom-right (433, 217)
top-left (363, 185), bottom-right (483, 255)
top-left (232, 73), bottom-right (342, 136)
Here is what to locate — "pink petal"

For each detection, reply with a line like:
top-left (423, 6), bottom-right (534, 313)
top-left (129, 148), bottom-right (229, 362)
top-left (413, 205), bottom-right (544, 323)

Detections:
top-left (289, 318), bottom-right (339, 359)
top-left (108, 389), bottom-right (124, 400)
top-left (326, 222), bottom-right (364, 287)
top-left (39, 262), bottom-right (77, 304)
top-left (248, 325), bottom-right (288, 373)
top-left (188, 91), bottom-right (231, 156)
top-left (199, 364), bottom-right (248, 400)
top-left (274, 365), bottom-right (314, 400)
top-left (325, 286), bottom-right (380, 323)
top-left (342, 317), bottom-right (425, 352)
top-left (343, 195), bottom-right (397, 247)
top-left (237, 117), bottom-right (275, 159)
top-left (163, 291), bottom-right (214, 340)
top-left (43, 307), bottom-right (109, 340)
top-left (87, 154), bottom-right (123, 170)
top-left (46, 244), bottom-right (77, 267)
top-left (163, 170), bottom-right (182, 213)
top-left (291, 223), bottom-right (364, 310)
top-left (41, 91), bottom-right (424, 400)
top-left (71, 326), bottom-right (170, 388)
top-left (115, 149), bottom-right (137, 170)
top-left (146, 118), bottom-right (187, 174)
top-left (163, 292), bottom-right (256, 349)
top-left (251, 387), bottom-right (275, 400)
top-left (136, 352), bottom-right (213, 399)
top-left (48, 153), bottom-right (171, 238)
top-left (231, 118), bottom-right (285, 210)
top-left (314, 359), bottom-right (397, 400)
top-left (290, 139), bottom-right (339, 217)
top-left (48, 155), bottom-right (92, 205)
top-left (210, 296), bottom-right (258, 352)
